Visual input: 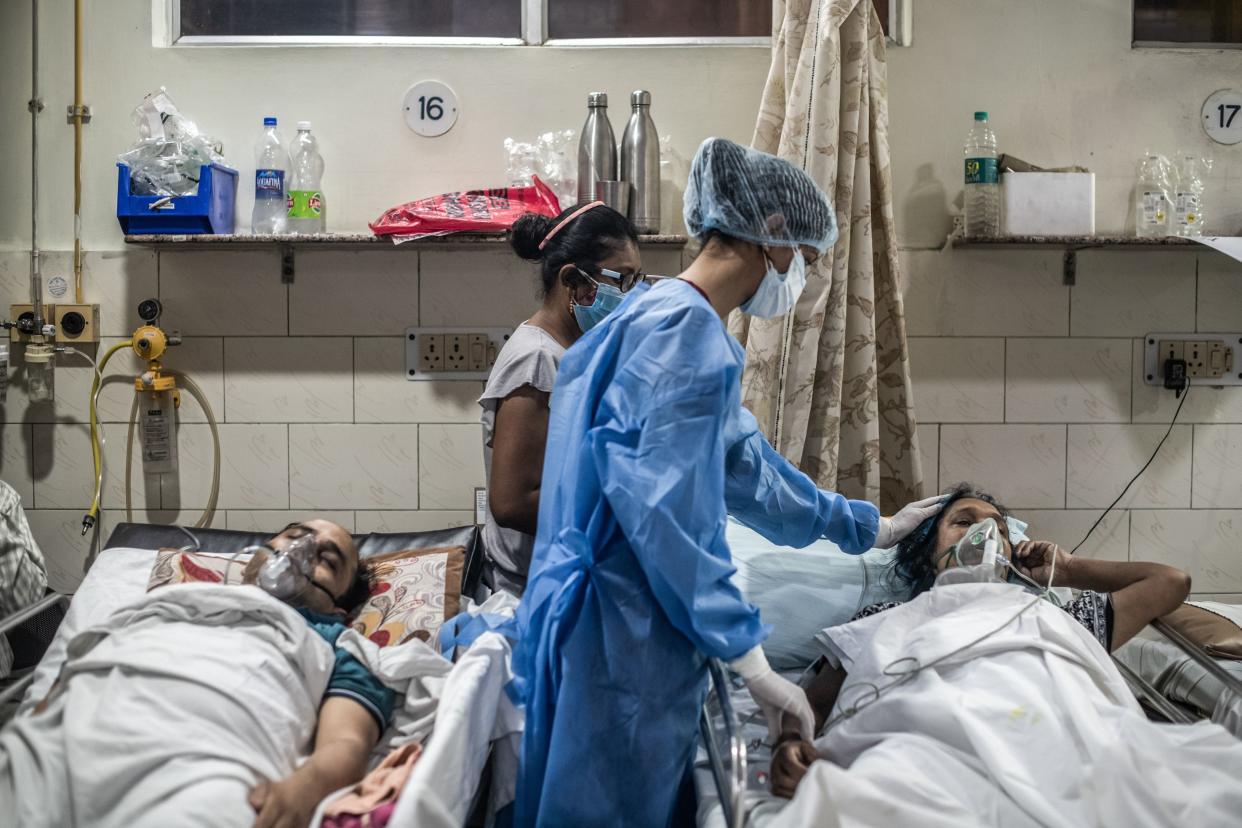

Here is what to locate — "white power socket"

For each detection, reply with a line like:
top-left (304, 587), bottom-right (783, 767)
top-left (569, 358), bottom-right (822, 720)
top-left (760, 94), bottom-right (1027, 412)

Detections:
top-left (1143, 332), bottom-right (1242, 387)
top-left (405, 327), bottom-right (512, 381)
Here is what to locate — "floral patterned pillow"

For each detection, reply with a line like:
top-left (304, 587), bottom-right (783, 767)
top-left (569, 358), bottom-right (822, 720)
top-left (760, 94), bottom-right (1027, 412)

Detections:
top-left (351, 546), bottom-right (465, 647)
top-left (147, 548), bottom-right (255, 591)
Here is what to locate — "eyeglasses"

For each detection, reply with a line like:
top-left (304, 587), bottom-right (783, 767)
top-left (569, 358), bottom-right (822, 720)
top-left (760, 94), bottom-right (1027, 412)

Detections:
top-left (579, 266), bottom-right (643, 293)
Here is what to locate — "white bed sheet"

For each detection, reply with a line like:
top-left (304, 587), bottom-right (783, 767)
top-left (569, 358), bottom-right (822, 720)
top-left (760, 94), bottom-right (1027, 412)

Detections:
top-left (16, 546), bottom-right (513, 828)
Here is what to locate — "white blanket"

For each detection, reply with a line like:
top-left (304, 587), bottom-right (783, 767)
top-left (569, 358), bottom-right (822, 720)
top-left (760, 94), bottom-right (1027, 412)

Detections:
top-left (1, 584), bottom-right (334, 828)
top-left (769, 583), bottom-right (1242, 828)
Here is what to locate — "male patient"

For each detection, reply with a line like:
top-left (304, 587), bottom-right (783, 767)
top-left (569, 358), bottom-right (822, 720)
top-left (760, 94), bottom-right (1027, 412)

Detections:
top-left (0, 519), bottom-right (390, 828)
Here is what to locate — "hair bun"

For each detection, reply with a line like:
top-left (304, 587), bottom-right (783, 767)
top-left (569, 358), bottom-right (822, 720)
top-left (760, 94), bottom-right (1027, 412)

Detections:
top-left (510, 213), bottom-right (556, 261)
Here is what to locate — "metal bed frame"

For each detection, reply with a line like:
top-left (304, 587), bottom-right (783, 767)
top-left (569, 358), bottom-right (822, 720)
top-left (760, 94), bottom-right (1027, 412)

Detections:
top-left (698, 620), bottom-right (1242, 827)
top-left (0, 592), bottom-right (70, 713)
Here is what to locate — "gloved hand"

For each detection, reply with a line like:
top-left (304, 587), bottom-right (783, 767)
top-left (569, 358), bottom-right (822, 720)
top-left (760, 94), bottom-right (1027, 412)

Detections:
top-left (730, 646), bottom-right (815, 743)
top-left (874, 494), bottom-right (949, 549)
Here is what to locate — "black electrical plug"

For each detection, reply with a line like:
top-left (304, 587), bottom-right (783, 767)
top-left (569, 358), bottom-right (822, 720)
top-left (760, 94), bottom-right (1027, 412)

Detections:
top-left (1163, 358), bottom-right (1189, 398)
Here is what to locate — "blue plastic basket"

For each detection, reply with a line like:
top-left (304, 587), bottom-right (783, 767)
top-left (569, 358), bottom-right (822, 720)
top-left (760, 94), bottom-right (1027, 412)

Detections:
top-left (116, 162), bottom-right (238, 235)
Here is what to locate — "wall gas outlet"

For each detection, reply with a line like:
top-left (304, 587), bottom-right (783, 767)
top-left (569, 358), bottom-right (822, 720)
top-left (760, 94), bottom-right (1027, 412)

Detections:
top-left (54, 304), bottom-right (100, 343)
top-left (9, 304), bottom-right (50, 344)
top-left (406, 327), bottom-right (512, 380)
top-left (1144, 333), bottom-right (1242, 387)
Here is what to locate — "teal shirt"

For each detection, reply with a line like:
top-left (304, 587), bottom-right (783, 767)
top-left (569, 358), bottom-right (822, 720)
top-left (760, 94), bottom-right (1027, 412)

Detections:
top-left (297, 609), bottom-right (395, 733)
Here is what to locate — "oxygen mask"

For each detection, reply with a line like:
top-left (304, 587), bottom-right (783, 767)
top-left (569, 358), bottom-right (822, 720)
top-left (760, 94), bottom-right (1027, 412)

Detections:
top-left (935, 517), bottom-right (1008, 587)
top-left (241, 533), bottom-right (330, 608)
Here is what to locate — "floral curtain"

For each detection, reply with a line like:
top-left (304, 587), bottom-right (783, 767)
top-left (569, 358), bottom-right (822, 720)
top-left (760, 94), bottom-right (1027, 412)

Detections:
top-left (729, 0), bottom-right (922, 510)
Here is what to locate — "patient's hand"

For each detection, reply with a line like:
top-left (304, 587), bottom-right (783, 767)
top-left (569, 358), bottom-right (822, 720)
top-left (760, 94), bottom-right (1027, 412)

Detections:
top-left (1014, 540), bottom-right (1072, 588)
top-left (770, 737), bottom-right (818, 799)
top-left (249, 776), bottom-right (317, 828)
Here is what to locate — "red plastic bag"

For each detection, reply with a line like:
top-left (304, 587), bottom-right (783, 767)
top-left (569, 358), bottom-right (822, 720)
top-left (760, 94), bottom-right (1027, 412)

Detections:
top-left (369, 176), bottom-right (561, 242)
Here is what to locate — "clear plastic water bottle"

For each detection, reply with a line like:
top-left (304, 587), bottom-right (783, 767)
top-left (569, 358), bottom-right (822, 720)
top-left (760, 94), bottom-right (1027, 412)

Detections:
top-left (964, 111), bottom-right (1000, 236)
top-left (287, 121), bottom-right (325, 234)
top-left (252, 116), bottom-right (288, 235)
top-left (1135, 154), bottom-right (1172, 238)
top-left (1173, 155), bottom-right (1210, 237)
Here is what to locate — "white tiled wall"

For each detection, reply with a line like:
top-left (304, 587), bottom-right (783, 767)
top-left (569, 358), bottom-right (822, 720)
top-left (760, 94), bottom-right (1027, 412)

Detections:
top-left (7, 242), bottom-right (1242, 606)
top-left (909, 247), bottom-right (1242, 602)
top-left (2, 245), bottom-right (630, 589)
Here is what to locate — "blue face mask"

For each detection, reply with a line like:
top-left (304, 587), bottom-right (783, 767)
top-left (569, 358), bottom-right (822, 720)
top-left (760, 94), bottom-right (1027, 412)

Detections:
top-left (572, 271), bottom-right (626, 333)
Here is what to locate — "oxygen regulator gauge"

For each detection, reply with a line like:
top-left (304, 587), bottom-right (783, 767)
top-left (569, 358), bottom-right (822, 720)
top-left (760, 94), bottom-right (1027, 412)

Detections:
top-left (138, 298), bottom-right (162, 325)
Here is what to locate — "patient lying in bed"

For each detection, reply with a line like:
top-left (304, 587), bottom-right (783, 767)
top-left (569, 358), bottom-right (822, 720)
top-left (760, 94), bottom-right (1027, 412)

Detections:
top-left (765, 485), bottom-right (1242, 826)
top-left (0, 519), bottom-right (391, 828)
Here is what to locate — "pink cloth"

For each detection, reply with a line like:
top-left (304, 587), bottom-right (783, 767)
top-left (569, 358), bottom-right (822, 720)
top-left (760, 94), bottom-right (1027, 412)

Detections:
top-left (322, 742), bottom-right (422, 827)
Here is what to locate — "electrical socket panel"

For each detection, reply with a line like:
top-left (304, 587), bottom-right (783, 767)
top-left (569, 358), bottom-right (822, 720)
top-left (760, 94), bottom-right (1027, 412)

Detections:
top-left (406, 327), bottom-right (512, 381)
top-left (1144, 332), bottom-right (1242, 387)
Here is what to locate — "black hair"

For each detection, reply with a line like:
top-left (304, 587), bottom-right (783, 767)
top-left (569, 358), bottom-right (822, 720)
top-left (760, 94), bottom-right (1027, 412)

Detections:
top-left (337, 560), bottom-right (374, 613)
top-left (509, 205), bottom-right (638, 297)
top-left (889, 483), bottom-right (1010, 598)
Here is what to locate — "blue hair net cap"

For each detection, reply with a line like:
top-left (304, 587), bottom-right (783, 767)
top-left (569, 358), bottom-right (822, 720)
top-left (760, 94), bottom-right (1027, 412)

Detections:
top-left (683, 137), bottom-right (838, 253)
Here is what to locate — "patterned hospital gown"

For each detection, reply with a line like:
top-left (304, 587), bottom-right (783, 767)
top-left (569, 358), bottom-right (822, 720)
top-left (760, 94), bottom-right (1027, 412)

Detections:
top-left (855, 590), bottom-right (1114, 651)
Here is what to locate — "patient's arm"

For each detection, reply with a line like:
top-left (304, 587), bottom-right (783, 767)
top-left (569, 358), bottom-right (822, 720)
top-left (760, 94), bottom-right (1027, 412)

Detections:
top-left (770, 661), bottom-right (849, 798)
top-left (250, 697), bottom-right (379, 828)
top-left (1016, 540), bottom-right (1191, 651)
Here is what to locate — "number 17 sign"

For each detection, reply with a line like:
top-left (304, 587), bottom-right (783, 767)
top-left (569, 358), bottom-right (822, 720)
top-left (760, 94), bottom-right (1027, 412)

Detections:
top-left (404, 80), bottom-right (459, 138)
top-left (1202, 89), bottom-right (1242, 145)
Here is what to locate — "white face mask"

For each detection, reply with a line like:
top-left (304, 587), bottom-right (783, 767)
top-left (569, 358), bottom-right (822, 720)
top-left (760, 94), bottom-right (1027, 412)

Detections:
top-left (739, 248), bottom-right (808, 318)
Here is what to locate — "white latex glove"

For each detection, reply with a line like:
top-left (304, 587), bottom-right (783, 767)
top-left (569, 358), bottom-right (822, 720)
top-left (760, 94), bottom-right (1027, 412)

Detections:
top-left (730, 646), bottom-right (815, 743)
top-left (873, 494), bottom-right (950, 549)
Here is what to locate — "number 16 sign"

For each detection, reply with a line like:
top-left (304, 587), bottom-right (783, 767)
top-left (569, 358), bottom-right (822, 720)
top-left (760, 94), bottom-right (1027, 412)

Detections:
top-left (404, 81), bottom-right (459, 138)
top-left (1202, 89), bottom-right (1242, 145)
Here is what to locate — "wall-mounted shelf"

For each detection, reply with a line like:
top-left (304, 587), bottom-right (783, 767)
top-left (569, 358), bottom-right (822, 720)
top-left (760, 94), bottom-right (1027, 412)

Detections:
top-left (124, 232), bottom-right (687, 247)
top-left (123, 232), bottom-right (688, 283)
top-left (950, 234), bottom-right (1201, 285)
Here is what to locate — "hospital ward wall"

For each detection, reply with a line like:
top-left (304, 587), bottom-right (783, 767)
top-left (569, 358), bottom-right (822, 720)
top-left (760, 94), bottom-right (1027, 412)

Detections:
top-left (889, 1), bottom-right (1242, 603)
top-left (0, 1), bottom-right (765, 591)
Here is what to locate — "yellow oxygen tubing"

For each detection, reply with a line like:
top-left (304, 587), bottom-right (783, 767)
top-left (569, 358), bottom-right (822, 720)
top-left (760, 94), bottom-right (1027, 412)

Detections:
top-left (81, 340), bottom-right (132, 535)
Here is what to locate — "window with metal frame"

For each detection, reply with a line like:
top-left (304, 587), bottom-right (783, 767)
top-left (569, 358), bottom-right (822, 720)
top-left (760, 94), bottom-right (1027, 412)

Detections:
top-left (178, 0), bottom-right (523, 39)
top-left (1134, 0), bottom-right (1242, 47)
top-left (545, 0), bottom-right (770, 40)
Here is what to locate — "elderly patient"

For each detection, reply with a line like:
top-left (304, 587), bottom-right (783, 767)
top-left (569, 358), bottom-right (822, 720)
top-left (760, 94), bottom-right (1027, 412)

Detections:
top-left (0, 519), bottom-right (391, 828)
top-left (762, 485), bottom-right (1242, 827)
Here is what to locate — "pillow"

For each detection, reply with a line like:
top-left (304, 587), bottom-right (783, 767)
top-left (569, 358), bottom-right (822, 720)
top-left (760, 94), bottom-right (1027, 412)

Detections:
top-left (147, 548), bottom-right (254, 591)
top-left (351, 546), bottom-right (466, 647)
top-left (1161, 602), bottom-right (1242, 660)
top-left (726, 519), bottom-right (911, 669)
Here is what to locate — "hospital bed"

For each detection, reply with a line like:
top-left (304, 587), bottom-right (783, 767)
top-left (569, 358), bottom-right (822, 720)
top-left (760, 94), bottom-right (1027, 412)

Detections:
top-left (2, 520), bottom-right (510, 828)
top-left (695, 522), bottom-right (1242, 828)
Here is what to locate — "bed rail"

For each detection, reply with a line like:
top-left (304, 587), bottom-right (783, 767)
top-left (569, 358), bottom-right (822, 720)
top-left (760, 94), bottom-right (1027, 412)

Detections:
top-left (0, 593), bottom-right (69, 714)
top-left (1113, 657), bottom-right (1198, 725)
top-left (699, 658), bottom-right (749, 828)
top-left (1151, 618), bottom-right (1242, 701)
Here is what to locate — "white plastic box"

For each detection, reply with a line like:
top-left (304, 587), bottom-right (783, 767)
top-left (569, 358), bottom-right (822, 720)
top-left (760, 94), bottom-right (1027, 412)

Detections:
top-left (1002, 172), bottom-right (1095, 236)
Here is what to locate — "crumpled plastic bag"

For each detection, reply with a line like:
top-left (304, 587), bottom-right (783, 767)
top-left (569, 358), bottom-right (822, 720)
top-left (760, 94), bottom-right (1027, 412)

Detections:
top-left (505, 130), bottom-right (577, 210)
top-left (118, 88), bottom-right (226, 197)
top-left (369, 176), bottom-right (561, 243)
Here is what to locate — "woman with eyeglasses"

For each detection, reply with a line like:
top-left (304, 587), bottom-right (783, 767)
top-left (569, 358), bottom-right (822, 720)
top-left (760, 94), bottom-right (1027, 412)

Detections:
top-left (478, 202), bottom-right (643, 596)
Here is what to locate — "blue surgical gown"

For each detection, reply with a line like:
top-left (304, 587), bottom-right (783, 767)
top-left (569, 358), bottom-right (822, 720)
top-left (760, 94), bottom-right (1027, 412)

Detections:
top-left (512, 279), bottom-right (879, 827)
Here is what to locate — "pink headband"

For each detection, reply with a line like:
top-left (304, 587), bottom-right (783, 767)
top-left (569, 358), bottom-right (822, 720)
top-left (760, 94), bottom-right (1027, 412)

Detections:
top-left (539, 201), bottom-right (606, 251)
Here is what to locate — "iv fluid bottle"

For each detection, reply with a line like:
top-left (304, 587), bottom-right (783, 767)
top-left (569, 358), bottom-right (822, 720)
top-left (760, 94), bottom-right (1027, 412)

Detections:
top-left (964, 111), bottom-right (1000, 236)
top-left (1136, 154), bottom-right (1171, 238)
top-left (252, 116), bottom-right (288, 235)
top-left (578, 93), bottom-right (617, 207)
top-left (620, 90), bottom-right (661, 233)
top-left (287, 121), bottom-right (326, 234)
top-left (139, 389), bottom-right (178, 475)
top-left (1173, 155), bottom-right (1209, 237)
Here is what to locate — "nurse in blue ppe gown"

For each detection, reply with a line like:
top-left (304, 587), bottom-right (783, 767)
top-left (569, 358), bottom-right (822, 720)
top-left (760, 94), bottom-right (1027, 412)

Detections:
top-left (511, 138), bottom-right (945, 827)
